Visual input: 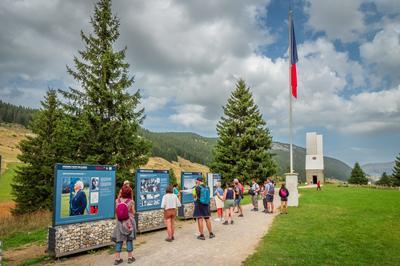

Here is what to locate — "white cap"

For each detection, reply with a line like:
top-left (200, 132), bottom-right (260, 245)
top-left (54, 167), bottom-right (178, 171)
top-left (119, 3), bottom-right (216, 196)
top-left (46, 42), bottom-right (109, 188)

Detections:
top-left (234, 178), bottom-right (239, 183)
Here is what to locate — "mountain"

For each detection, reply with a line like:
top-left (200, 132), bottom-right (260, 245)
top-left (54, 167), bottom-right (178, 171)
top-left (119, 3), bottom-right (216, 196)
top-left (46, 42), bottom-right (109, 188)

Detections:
top-left (0, 101), bottom-right (352, 181)
top-left (138, 130), bottom-right (352, 181)
top-left (139, 128), bottom-right (217, 164)
top-left (362, 162), bottom-right (395, 178)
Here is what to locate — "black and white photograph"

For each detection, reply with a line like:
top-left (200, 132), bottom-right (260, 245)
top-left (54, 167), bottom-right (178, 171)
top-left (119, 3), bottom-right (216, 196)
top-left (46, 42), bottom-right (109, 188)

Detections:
top-left (140, 178), bottom-right (161, 193)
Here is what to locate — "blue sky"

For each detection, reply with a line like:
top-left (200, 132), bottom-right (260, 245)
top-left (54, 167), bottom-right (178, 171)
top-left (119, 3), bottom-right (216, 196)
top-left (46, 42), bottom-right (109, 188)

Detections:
top-left (0, 0), bottom-right (399, 166)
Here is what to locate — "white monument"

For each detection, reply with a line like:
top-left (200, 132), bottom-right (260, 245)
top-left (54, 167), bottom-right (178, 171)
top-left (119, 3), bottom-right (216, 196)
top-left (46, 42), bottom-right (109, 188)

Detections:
top-left (305, 132), bottom-right (324, 184)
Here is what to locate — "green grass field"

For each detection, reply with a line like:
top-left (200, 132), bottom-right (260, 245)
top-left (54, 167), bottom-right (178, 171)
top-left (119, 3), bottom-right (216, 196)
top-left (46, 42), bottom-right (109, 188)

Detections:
top-left (0, 162), bottom-right (21, 202)
top-left (244, 185), bottom-right (400, 265)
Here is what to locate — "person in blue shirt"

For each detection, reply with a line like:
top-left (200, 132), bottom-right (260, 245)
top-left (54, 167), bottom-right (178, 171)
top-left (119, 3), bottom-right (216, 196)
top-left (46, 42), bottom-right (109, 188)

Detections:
top-left (213, 182), bottom-right (224, 222)
top-left (70, 180), bottom-right (87, 216)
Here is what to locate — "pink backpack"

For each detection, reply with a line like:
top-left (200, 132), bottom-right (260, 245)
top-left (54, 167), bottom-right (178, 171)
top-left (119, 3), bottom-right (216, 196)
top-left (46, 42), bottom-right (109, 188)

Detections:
top-left (116, 199), bottom-right (130, 221)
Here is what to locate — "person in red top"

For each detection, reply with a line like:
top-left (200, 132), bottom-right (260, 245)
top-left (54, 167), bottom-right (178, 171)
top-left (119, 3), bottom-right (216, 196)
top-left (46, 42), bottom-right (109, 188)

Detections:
top-left (317, 180), bottom-right (321, 191)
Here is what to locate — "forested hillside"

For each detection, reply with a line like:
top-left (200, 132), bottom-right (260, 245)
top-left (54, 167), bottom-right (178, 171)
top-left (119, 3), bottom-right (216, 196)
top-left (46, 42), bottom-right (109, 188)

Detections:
top-left (1, 101), bottom-right (351, 181)
top-left (0, 100), bottom-right (37, 127)
top-left (138, 131), bottom-right (352, 181)
top-left (139, 128), bottom-right (216, 164)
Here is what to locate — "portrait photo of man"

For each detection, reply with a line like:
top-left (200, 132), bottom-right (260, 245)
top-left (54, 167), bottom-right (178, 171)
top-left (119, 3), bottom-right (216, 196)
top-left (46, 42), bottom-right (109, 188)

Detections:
top-left (70, 181), bottom-right (88, 216)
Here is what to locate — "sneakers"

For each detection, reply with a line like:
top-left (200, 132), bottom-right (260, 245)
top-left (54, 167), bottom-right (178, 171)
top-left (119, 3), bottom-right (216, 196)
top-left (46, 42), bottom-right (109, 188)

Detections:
top-left (114, 259), bottom-right (123, 265)
top-left (197, 234), bottom-right (206, 240)
top-left (238, 214), bottom-right (244, 217)
top-left (209, 232), bottom-right (215, 239)
top-left (222, 221), bottom-right (229, 225)
top-left (128, 257), bottom-right (136, 264)
top-left (230, 220), bottom-right (234, 224)
top-left (165, 238), bottom-right (173, 242)
top-left (214, 218), bottom-right (221, 222)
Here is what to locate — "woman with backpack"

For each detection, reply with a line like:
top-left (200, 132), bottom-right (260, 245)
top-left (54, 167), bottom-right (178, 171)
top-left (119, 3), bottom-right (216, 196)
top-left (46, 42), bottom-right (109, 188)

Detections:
top-left (279, 183), bottom-right (290, 214)
top-left (161, 184), bottom-right (182, 242)
top-left (112, 185), bottom-right (136, 265)
top-left (222, 182), bottom-right (236, 225)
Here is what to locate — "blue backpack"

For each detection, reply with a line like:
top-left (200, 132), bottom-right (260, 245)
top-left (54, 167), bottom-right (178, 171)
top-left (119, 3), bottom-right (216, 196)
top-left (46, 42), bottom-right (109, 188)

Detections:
top-left (199, 185), bottom-right (210, 205)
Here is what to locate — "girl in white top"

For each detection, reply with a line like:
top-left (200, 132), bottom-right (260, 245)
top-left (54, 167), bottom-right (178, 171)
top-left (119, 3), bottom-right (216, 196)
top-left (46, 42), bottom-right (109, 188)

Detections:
top-left (161, 185), bottom-right (182, 242)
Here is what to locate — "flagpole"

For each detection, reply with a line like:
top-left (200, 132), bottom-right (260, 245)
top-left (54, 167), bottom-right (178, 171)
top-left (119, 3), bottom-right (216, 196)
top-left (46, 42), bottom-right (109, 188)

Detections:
top-left (289, 10), bottom-right (293, 174)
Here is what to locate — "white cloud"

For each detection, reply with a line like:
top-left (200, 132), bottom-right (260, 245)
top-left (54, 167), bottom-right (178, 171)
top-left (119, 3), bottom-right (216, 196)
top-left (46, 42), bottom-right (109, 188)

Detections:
top-left (372, 0), bottom-right (400, 14)
top-left (169, 104), bottom-right (214, 128)
top-left (360, 20), bottom-right (400, 85)
top-left (0, 0), bottom-right (399, 140)
top-left (304, 0), bottom-right (366, 42)
top-left (140, 96), bottom-right (168, 112)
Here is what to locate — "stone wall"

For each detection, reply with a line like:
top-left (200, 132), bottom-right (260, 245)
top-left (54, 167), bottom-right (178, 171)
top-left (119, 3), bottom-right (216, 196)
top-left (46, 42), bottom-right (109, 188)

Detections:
top-left (136, 209), bottom-right (165, 232)
top-left (48, 219), bottom-right (115, 257)
top-left (178, 203), bottom-right (194, 219)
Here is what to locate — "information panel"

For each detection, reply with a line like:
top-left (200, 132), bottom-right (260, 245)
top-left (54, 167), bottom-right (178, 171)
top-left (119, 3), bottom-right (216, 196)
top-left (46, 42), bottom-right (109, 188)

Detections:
top-left (181, 172), bottom-right (202, 204)
top-left (53, 164), bottom-right (116, 226)
top-left (135, 169), bottom-right (169, 212)
top-left (207, 173), bottom-right (221, 197)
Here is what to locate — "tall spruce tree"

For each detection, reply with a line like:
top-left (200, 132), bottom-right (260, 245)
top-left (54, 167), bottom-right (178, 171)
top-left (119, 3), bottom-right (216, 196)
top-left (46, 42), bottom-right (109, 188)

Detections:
top-left (169, 168), bottom-right (178, 185)
top-left (376, 172), bottom-right (392, 186)
top-left (211, 79), bottom-right (277, 185)
top-left (348, 162), bottom-right (368, 185)
top-left (12, 90), bottom-right (65, 214)
top-left (392, 153), bottom-right (400, 186)
top-left (60, 0), bottom-right (150, 186)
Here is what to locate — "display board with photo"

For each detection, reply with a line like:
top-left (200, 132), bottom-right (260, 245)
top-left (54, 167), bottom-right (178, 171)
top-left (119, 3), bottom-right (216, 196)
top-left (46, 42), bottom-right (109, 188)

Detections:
top-left (181, 172), bottom-right (203, 204)
top-left (54, 164), bottom-right (116, 226)
top-left (207, 173), bottom-right (221, 197)
top-left (135, 169), bottom-right (169, 212)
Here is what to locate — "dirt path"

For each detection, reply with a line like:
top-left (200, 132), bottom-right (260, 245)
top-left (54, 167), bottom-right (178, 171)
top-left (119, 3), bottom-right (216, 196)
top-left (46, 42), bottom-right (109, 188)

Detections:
top-left (51, 199), bottom-right (279, 266)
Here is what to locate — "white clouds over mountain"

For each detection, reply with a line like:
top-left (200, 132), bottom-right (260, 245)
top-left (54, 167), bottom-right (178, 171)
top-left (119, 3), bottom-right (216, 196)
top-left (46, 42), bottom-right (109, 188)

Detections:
top-left (0, 0), bottom-right (399, 155)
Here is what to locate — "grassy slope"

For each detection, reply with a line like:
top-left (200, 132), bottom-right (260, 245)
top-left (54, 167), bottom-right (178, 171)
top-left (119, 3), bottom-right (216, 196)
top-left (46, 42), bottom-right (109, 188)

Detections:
top-left (0, 162), bottom-right (20, 202)
top-left (244, 186), bottom-right (400, 265)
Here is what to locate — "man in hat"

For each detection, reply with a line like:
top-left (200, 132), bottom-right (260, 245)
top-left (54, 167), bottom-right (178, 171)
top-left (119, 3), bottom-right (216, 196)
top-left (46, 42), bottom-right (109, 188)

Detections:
top-left (193, 177), bottom-right (215, 240)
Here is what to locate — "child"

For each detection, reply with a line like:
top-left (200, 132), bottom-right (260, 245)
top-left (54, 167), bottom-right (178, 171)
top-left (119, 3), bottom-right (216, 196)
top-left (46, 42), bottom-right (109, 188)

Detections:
top-left (279, 183), bottom-right (289, 214)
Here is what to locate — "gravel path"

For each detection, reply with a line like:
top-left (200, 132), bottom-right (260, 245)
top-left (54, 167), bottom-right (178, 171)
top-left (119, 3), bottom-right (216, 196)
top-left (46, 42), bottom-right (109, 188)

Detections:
top-left (52, 199), bottom-right (279, 266)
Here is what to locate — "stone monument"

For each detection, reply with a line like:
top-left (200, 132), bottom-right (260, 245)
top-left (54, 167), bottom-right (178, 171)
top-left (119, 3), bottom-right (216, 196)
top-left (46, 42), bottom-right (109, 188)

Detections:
top-left (285, 173), bottom-right (299, 207)
top-left (305, 132), bottom-right (324, 184)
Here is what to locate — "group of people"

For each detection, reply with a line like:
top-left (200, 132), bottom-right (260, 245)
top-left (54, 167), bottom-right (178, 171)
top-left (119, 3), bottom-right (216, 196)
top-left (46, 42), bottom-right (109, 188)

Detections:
top-left (111, 178), bottom-right (290, 265)
top-left (248, 178), bottom-right (290, 215)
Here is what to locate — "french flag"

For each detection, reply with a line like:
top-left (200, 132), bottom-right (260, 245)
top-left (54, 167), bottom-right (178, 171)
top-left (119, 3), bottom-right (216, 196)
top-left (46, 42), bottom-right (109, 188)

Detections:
top-left (290, 17), bottom-right (298, 98)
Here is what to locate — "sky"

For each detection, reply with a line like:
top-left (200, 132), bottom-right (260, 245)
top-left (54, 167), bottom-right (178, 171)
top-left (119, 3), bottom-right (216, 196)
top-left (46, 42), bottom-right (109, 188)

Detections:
top-left (0, 0), bottom-right (399, 166)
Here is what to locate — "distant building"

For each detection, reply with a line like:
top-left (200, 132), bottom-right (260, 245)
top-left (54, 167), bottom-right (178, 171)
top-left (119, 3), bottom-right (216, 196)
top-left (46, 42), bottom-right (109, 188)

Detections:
top-left (305, 132), bottom-right (324, 184)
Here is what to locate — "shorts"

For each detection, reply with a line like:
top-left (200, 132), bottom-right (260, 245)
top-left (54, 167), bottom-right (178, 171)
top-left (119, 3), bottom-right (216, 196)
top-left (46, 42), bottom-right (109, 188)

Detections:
top-left (234, 198), bottom-right (242, 206)
top-left (224, 199), bottom-right (235, 209)
top-left (266, 194), bottom-right (274, 202)
top-left (280, 197), bottom-right (288, 202)
top-left (193, 202), bottom-right (210, 218)
top-left (164, 208), bottom-right (177, 219)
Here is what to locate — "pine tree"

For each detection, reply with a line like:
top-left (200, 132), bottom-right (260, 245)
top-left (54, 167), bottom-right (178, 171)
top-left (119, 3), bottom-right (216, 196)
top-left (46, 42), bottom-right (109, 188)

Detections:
top-left (11, 90), bottom-right (65, 214)
top-left (376, 172), bottom-right (392, 186)
top-left (211, 79), bottom-right (277, 185)
top-left (348, 162), bottom-right (368, 185)
top-left (392, 153), bottom-right (400, 186)
top-left (169, 168), bottom-right (178, 185)
top-left (60, 0), bottom-right (151, 186)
